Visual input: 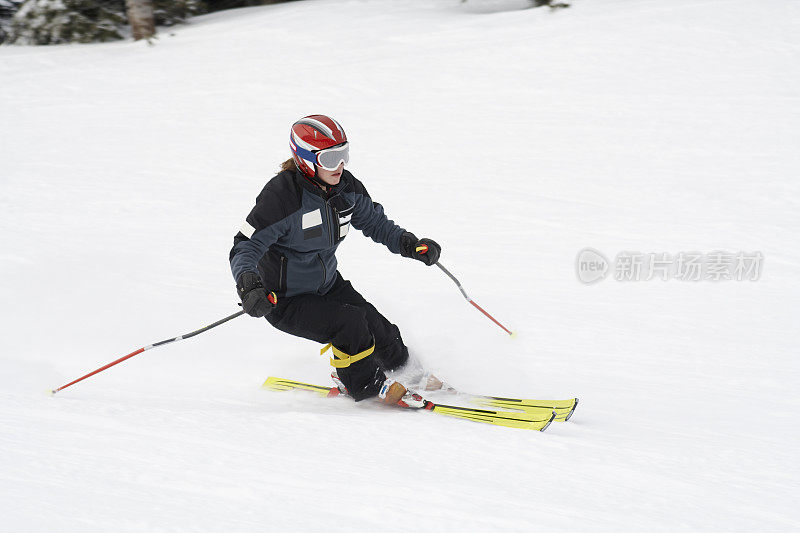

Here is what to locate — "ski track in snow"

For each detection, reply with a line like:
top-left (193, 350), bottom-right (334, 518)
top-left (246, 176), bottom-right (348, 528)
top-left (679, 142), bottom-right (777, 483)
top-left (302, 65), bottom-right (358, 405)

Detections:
top-left (1, 0), bottom-right (799, 531)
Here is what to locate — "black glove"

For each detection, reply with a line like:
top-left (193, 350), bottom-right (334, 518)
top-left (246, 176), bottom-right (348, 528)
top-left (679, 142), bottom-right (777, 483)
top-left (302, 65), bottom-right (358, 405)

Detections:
top-left (236, 272), bottom-right (276, 318)
top-left (400, 232), bottom-right (441, 266)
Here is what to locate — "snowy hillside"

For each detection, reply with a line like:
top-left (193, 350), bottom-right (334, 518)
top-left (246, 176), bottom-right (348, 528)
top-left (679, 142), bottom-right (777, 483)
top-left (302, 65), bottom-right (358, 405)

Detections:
top-left (2, 0), bottom-right (799, 530)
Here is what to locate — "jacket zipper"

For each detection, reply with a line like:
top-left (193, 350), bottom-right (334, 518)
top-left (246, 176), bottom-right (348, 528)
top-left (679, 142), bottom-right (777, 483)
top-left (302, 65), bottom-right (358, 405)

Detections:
top-left (316, 253), bottom-right (327, 294)
top-left (332, 206), bottom-right (340, 243)
top-left (323, 200), bottom-right (335, 246)
top-left (279, 256), bottom-right (287, 292)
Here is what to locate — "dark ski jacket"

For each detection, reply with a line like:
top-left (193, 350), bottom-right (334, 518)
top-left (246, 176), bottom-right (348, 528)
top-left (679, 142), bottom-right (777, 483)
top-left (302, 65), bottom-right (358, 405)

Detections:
top-left (229, 169), bottom-right (406, 297)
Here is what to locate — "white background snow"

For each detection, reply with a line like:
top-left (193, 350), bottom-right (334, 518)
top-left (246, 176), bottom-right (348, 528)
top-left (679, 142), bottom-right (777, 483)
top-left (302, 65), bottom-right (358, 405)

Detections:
top-left (1, 0), bottom-right (799, 530)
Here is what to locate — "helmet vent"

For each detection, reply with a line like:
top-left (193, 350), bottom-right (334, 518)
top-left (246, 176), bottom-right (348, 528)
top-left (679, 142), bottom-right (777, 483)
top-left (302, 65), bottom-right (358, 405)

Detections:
top-left (296, 118), bottom-right (334, 139)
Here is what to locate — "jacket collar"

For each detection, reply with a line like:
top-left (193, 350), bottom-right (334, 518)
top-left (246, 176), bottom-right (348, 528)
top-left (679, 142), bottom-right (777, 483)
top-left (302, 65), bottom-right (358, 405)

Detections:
top-left (295, 169), bottom-right (351, 199)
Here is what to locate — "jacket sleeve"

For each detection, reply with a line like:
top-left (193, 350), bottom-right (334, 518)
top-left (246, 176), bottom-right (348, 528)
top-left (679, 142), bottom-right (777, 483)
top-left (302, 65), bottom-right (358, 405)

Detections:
top-left (229, 189), bottom-right (292, 283)
top-left (350, 180), bottom-right (406, 254)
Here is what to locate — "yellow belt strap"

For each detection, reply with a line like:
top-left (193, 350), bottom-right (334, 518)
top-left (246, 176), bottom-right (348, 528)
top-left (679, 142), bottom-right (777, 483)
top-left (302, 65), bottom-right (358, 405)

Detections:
top-left (321, 343), bottom-right (375, 368)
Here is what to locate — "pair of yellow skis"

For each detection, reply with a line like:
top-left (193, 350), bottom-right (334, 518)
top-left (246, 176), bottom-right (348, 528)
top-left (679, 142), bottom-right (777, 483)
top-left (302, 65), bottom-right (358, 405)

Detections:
top-left (262, 376), bottom-right (578, 432)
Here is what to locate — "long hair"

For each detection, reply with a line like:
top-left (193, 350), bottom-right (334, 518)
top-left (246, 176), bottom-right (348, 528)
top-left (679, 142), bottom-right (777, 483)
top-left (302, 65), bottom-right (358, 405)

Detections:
top-left (280, 158), bottom-right (297, 172)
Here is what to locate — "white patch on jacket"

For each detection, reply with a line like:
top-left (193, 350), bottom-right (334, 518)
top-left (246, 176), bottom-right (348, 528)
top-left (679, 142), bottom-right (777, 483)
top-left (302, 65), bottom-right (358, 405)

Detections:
top-left (302, 209), bottom-right (323, 229)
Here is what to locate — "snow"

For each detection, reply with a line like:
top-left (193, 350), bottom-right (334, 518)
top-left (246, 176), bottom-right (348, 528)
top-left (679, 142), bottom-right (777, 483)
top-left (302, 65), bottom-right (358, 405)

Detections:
top-left (1, 0), bottom-right (799, 530)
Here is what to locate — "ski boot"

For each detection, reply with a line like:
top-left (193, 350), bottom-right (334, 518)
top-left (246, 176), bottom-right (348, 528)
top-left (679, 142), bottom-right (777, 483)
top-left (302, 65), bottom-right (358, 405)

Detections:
top-left (330, 371), bottom-right (348, 395)
top-left (378, 379), bottom-right (433, 410)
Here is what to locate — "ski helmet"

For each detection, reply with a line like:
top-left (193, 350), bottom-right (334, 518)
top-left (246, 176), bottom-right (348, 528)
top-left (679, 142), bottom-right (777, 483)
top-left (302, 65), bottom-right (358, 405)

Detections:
top-left (289, 114), bottom-right (349, 178)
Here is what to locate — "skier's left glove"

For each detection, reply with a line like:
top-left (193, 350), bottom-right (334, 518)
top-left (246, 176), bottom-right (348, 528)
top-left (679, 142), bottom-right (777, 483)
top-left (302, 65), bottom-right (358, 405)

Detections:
top-left (400, 232), bottom-right (441, 266)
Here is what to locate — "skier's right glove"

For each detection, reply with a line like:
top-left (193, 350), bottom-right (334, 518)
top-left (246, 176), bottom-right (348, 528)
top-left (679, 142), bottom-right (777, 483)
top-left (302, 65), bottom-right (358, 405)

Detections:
top-left (236, 272), bottom-right (277, 318)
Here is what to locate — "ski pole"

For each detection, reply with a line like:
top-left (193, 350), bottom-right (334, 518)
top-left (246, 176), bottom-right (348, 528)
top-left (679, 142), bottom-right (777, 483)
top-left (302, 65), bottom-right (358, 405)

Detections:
top-left (415, 244), bottom-right (515, 337)
top-left (51, 309), bottom-right (246, 395)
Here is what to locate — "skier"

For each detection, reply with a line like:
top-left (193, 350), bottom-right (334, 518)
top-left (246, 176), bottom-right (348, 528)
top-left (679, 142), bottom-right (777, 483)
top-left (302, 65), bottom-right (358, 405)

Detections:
top-left (230, 115), bottom-right (442, 407)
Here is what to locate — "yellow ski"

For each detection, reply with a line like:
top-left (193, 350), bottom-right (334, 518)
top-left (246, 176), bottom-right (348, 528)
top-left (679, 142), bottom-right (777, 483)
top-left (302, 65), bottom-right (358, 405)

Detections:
top-left (430, 403), bottom-right (555, 431)
top-left (470, 396), bottom-right (579, 422)
top-left (262, 376), bottom-right (337, 397)
top-left (262, 376), bottom-right (556, 432)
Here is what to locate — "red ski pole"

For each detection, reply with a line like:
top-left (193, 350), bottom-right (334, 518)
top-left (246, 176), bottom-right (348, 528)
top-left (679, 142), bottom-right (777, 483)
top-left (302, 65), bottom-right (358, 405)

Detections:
top-left (416, 245), bottom-right (515, 337)
top-left (51, 309), bottom-right (245, 395)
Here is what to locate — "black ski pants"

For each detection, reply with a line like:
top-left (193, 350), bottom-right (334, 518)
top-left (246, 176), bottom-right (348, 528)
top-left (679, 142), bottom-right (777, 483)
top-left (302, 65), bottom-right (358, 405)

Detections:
top-left (266, 272), bottom-right (409, 401)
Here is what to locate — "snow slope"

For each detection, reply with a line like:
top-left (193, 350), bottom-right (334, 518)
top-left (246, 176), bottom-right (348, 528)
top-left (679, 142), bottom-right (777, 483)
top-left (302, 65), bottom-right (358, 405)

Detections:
top-left (1, 0), bottom-right (799, 530)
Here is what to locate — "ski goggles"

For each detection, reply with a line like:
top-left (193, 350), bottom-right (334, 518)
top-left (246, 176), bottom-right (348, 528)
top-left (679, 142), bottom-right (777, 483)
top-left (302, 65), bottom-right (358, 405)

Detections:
top-left (314, 142), bottom-right (350, 171)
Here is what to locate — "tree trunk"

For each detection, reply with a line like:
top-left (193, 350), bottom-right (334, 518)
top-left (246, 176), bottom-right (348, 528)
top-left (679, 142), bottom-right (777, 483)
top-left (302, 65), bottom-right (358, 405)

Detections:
top-left (126, 0), bottom-right (155, 41)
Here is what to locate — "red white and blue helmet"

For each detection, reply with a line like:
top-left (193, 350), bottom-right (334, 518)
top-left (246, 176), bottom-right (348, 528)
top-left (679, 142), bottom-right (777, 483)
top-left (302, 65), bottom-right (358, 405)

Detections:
top-left (289, 114), bottom-right (349, 178)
